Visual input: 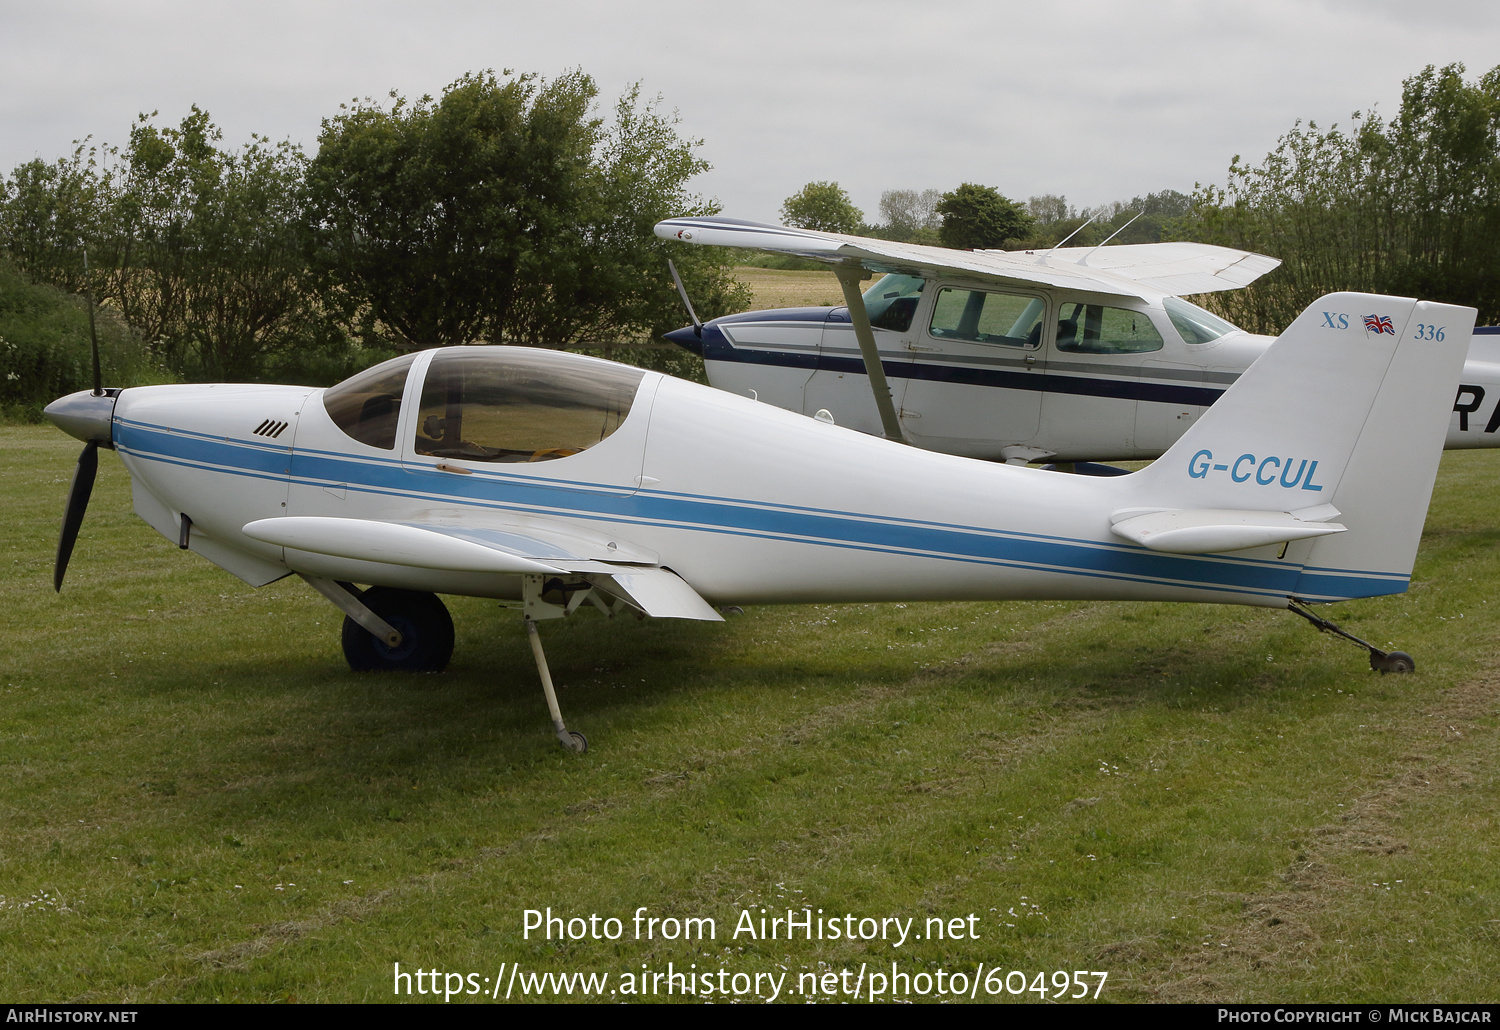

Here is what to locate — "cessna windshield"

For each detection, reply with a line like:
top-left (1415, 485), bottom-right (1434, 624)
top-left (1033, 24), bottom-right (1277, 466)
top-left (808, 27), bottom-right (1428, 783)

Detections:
top-left (1163, 296), bottom-right (1243, 344)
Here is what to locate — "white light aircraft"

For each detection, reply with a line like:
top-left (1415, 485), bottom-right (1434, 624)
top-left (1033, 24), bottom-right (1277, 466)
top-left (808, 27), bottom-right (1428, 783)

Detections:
top-left (46, 288), bottom-right (1474, 750)
top-left (657, 217), bottom-right (1500, 467)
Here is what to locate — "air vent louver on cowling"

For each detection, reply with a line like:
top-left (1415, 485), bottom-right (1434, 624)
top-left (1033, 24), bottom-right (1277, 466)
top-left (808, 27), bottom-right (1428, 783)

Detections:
top-left (253, 419), bottom-right (289, 439)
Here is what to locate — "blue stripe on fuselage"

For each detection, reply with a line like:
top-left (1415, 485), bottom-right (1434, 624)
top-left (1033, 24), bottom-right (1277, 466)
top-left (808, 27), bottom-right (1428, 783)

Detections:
top-left (114, 419), bottom-right (1403, 602)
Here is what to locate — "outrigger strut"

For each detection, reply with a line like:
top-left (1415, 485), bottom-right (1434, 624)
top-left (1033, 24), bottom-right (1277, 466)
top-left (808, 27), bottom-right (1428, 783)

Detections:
top-left (1286, 597), bottom-right (1415, 674)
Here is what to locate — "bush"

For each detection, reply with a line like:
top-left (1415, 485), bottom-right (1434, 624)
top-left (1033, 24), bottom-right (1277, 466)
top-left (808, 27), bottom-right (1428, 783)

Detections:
top-left (0, 257), bottom-right (158, 420)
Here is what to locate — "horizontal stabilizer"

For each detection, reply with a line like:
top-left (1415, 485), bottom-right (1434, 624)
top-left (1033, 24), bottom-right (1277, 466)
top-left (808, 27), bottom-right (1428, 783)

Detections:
top-left (244, 517), bottom-right (566, 575)
top-left (1109, 508), bottom-right (1346, 554)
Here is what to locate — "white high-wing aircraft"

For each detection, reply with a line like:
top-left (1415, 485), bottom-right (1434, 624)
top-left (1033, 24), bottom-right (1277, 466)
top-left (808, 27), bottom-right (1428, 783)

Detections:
top-left (657, 217), bottom-right (1500, 466)
top-left (45, 290), bottom-right (1474, 750)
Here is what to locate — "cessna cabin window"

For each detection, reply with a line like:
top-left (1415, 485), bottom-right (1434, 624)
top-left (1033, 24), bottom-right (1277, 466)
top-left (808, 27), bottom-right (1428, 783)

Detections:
top-left (322, 353), bottom-right (416, 450)
top-left (1054, 303), bottom-right (1164, 354)
top-left (927, 287), bottom-right (1045, 347)
top-left (1163, 296), bottom-right (1242, 344)
top-left (860, 274), bottom-right (925, 332)
top-left (413, 347), bottom-right (645, 463)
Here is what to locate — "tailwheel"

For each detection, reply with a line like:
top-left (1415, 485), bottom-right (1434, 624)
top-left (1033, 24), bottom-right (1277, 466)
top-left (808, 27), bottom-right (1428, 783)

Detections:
top-left (1287, 598), bottom-right (1414, 676)
top-left (1371, 650), bottom-right (1415, 674)
top-left (341, 587), bottom-right (454, 672)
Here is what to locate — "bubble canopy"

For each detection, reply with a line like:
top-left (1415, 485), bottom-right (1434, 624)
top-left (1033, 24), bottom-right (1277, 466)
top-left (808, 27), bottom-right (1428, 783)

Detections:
top-left (324, 347), bottom-right (646, 462)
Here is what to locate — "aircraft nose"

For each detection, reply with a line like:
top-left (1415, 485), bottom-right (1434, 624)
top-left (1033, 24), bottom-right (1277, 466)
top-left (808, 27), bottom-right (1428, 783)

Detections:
top-left (44, 389), bottom-right (118, 446)
top-left (663, 324), bottom-right (704, 355)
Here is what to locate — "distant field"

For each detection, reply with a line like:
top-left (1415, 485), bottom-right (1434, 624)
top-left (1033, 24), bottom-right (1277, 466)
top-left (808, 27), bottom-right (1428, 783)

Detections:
top-left (735, 266), bottom-right (846, 311)
top-left (4, 425), bottom-right (1499, 1003)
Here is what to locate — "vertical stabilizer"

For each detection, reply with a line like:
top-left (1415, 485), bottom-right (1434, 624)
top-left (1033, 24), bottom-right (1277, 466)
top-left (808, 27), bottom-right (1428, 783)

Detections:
top-left (1127, 293), bottom-right (1474, 600)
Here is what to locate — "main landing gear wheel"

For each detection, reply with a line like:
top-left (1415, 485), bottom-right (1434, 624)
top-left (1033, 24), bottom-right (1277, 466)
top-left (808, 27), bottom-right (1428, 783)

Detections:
top-left (341, 587), bottom-right (454, 672)
top-left (1372, 650), bottom-right (1415, 674)
top-left (565, 731), bottom-right (588, 753)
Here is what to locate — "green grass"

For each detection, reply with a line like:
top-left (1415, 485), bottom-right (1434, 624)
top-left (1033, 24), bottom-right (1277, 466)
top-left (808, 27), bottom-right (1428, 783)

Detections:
top-left (3, 425), bottom-right (1499, 1002)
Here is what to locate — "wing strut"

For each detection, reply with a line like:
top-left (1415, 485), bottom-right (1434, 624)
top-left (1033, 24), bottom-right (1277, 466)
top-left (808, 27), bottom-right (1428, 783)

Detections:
top-left (834, 262), bottom-right (907, 444)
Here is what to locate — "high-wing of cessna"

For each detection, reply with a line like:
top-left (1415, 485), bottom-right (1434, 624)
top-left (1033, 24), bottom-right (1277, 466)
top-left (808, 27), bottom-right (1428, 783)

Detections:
top-left (46, 287), bottom-right (1475, 750)
top-left (656, 216), bottom-right (1500, 466)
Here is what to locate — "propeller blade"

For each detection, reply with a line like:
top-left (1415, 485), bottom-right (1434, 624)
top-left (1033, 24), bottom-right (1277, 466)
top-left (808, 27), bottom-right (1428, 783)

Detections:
top-left (667, 258), bottom-right (703, 337)
top-left (54, 441), bottom-right (98, 592)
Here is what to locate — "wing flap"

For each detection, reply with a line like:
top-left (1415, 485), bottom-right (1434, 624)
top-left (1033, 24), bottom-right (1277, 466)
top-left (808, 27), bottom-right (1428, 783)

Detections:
top-left (1109, 508), bottom-right (1346, 554)
top-left (1018, 242), bottom-right (1282, 294)
top-left (593, 569), bottom-right (724, 621)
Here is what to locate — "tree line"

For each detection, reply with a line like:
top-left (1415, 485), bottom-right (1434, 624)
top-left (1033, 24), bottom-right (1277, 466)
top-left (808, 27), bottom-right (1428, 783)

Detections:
top-left (778, 180), bottom-right (1192, 252)
top-left (1184, 62), bottom-right (1500, 333)
top-left (778, 64), bottom-right (1500, 333)
top-left (5, 62), bottom-right (1495, 418)
top-left (0, 70), bottom-right (748, 415)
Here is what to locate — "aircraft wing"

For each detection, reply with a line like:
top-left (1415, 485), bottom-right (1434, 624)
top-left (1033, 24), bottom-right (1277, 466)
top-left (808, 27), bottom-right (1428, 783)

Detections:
top-left (242, 516), bottom-right (723, 621)
top-left (986, 241), bottom-right (1281, 295)
top-left (656, 216), bottom-right (1279, 299)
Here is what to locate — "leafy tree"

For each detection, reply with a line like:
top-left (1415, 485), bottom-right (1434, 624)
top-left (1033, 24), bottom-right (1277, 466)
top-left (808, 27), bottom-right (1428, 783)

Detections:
top-left (1183, 63), bottom-right (1500, 331)
top-left (1026, 194), bottom-right (1072, 226)
top-left (1132, 189), bottom-right (1191, 218)
top-left (878, 188), bottom-right (941, 240)
top-left (515, 84), bottom-right (749, 347)
top-left (0, 150), bottom-right (107, 296)
top-left (1, 108), bottom-right (331, 381)
top-left (1015, 191), bottom-right (1193, 249)
top-left (2, 70), bottom-right (747, 384)
top-left (780, 181), bottom-right (863, 234)
top-left (936, 183), bottom-right (1033, 250)
top-left (0, 254), bottom-right (151, 418)
top-left (307, 70), bottom-right (745, 350)
top-left (115, 110), bottom-right (322, 379)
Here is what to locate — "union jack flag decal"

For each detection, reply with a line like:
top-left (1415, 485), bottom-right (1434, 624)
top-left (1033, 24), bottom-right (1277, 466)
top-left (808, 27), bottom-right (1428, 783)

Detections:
top-left (1364, 314), bottom-right (1395, 335)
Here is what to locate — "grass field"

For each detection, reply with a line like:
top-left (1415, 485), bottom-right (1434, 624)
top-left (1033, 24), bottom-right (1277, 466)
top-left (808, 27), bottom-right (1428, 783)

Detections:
top-left (733, 266), bottom-right (848, 311)
top-left (3, 425), bottom-right (1498, 1003)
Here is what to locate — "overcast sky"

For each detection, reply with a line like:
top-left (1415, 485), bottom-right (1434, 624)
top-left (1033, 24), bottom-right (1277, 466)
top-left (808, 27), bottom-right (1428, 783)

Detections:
top-left (2, 1), bottom-right (1497, 223)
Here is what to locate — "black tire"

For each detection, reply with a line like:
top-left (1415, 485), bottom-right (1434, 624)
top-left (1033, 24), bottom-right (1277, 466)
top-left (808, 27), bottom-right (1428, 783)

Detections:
top-left (340, 587), bottom-right (454, 673)
top-left (1381, 651), bottom-right (1415, 674)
